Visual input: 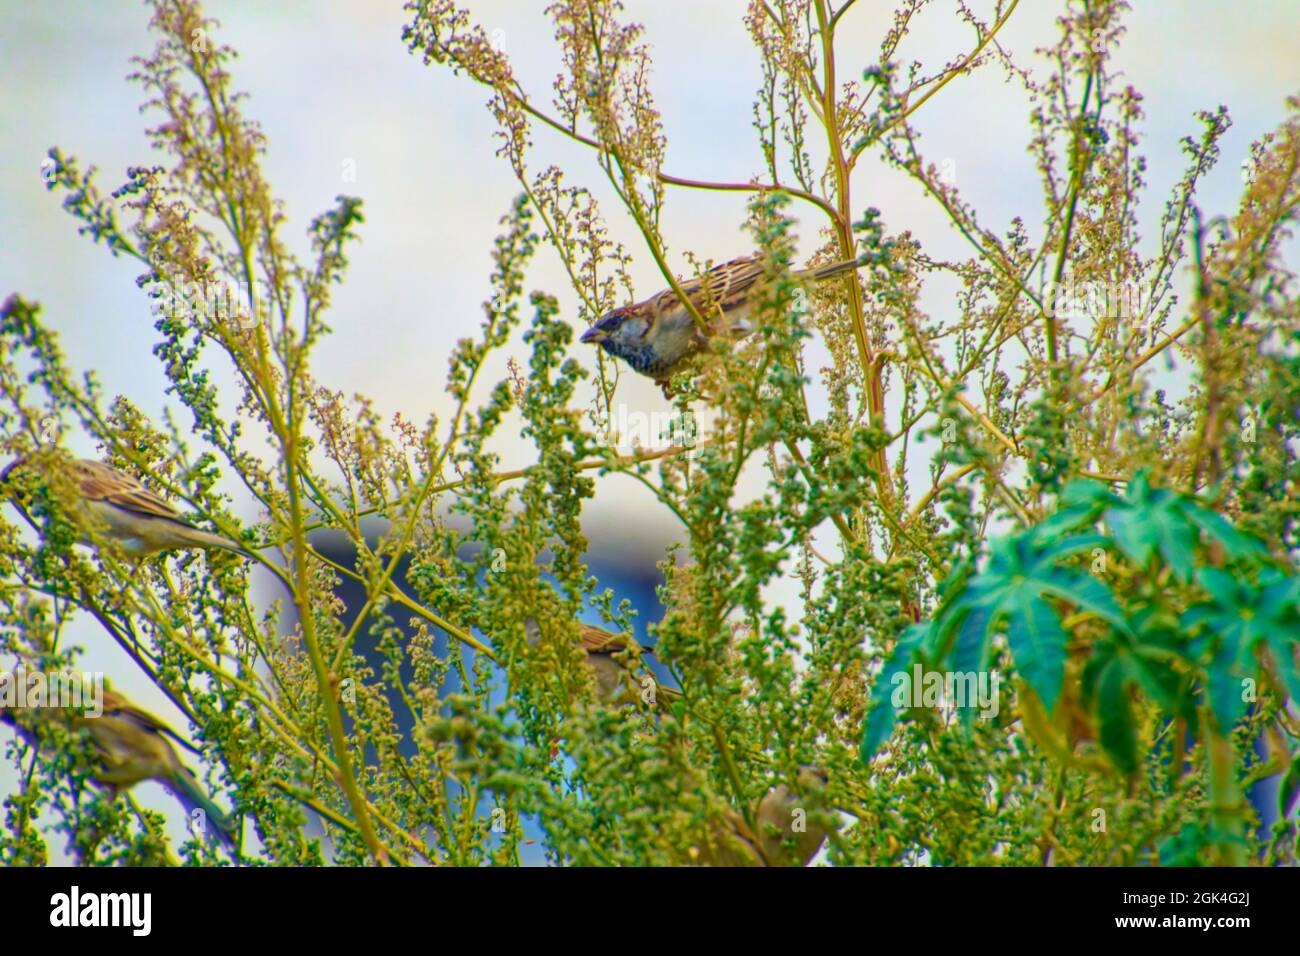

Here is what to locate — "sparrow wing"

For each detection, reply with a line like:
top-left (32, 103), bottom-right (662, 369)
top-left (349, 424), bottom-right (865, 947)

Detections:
top-left (99, 689), bottom-right (174, 739)
top-left (578, 623), bottom-right (637, 658)
top-left (72, 460), bottom-right (186, 523)
top-left (656, 256), bottom-right (768, 322)
top-left (580, 624), bottom-right (683, 707)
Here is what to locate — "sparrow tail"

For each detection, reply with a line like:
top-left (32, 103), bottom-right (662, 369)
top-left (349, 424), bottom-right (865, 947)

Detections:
top-left (801, 258), bottom-right (867, 282)
top-left (181, 526), bottom-right (256, 559)
top-left (167, 768), bottom-right (238, 851)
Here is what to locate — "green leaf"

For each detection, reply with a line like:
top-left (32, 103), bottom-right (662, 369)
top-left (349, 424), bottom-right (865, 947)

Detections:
top-left (952, 603), bottom-right (995, 676)
top-left (1097, 654), bottom-right (1139, 774)
top-left (1038, 532), bottom-right (1111, 565)
top-left (1195, 566), bottom-right (1246, 608)
top-left (1280, 754), bottom-right (1300, 819)
top-left (937, 530), bottom-right (1132, 716)
top-left (1035, 566), bottom-right (1130, 632)
top-left (1182, 504), bottom-right (1266, 561)
top-left (1154, 506), bottom-right (1196, 583)
top-left (1006, 590), bottom-right (1067, 713)
top-left (1061, 478), bottom-right (1119, 509)
top-left (1103, 471), bottom-right (1269, 584)
top-left (1106, 489), bottom-right (1195, 581)
top-left (1106, 503), bottom-right (1157, 567)
top-left (1158, 824), bottom-right (1207, 867)
top-left (860, 622), bottom-right (929, 762)
top-left (1183, 565), bottom-right (1300, 724)
top-left (1206, 636), bottom-right (1250, 732)
top-left (1127, 654), bottom-right (1187, 715)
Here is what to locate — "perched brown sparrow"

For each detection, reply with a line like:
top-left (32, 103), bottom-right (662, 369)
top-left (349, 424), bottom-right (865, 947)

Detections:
top-left (688, 766), bottom-right (832, 866)
top-left (524, 618), bottom-right (678, 710)
top-left (2, 456), bottom-right (251, 558)
top-left (580, 254), bottom-right (865, 391)
top-left (754, 764), bottom-right (832, 866)
top-left (690, 806), bottom-right (767, 867)
top-left (1, 687), bottom-right (238, 849)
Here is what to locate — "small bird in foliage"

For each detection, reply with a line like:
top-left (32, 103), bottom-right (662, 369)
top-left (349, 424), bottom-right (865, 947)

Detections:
top-left (0, 687), bottom-right (238, 849)
top-left (691, 765), bottom-right (832, 866)
top-left (692, 806), bottom-right (767, 867)
top-left (2, 456), bottom-right (252, 558)
top-left (580, 254), bottom-right (865, 393)
top-left (754, 764), bottom-right (832, 866)
top-left (524, 618), bottom-right (679, 710)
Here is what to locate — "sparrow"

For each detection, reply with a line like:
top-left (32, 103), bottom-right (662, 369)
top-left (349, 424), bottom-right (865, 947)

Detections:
top-left (690, 806), bottom-right (767, 867)
top-left (523, 618), bottom-right (679, 710)
top-left (753, 764), bottom-right (832, 866)
top-left (687, 766), bottom-right (831, 866)
top-left (0, 687), bottom-right (238, 849)
top-left (2, 456), bottom-right (251, 558)
top-left (580, 254), bottom-right (865, 391)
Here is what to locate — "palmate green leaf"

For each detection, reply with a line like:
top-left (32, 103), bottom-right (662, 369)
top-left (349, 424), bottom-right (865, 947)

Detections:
top-left (1127, 636), bottom-right (1198, 725)
top-left (1027, 503), bottom-right (1098, 545)
top-left (1106, 486), bottom-right (1194, 581)
top-left (1206, 639), bottom-right (1252, 732)
top-left (1254, 570), bottom-right (1300, 703)
top-left (1030, 483), bottom-right (1111, 543)
top-left (1256, 568), bottom-right (1300, 619)
top-left (1103, 469), bottom-right (1267, 583)
top-left (1035, 565), bottom-right (1129, 630)
top-left (1006, 589), bottom-right (1068, 714)
top-left (1264, 631), bottom-right (1300, 705)
top-left (1083, 643), bottom-right (1150, 773)
top-left (1061, 478), bottom-right (1121, 509)
top-left (1182, 506), bottom-right (1267, 562)
top-left (952, 602), bottom-right (995, 676)
top-left (947, 533), bottom-right (1129, 714)
top-left (1097, 653), bottom-right (1139, 775)
top-left (1038, 532), bottom-right (1112, 565)
top-left (1194, 566), bottom-right (1247, 608)
top-left (1091, 611), bottom-right (1201, 752)
top-left (935, 555), bottom-right (975, 601)
top-left (1178, 566), bottom-right (1300, 730)
top-left (1106, 504), bottom-right (1156, 566)
top-left (1026, 480), bottom-right (1117, 550)
top-left (860, 621), bottom-right (931, 761)
top-left (1080, 643), bottom-right (1112, 703)
top-left (1158, 822), bottom-right (1249, 867)
top-left (1158, 823), bottom-right (1206, 867)
top-left (1130, 656), bottom-right (1198, 737)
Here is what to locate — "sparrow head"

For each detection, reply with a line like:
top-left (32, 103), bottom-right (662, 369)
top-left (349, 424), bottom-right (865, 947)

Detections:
top-left (581, 304), bottom-right (697, 381)
top-left (797, 764), bottom-right (830, 791)
top-left (580, 306), bottom-right (650, 348)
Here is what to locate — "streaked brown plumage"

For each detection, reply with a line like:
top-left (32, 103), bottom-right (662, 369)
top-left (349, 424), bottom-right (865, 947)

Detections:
top-left (690, 806), bottom-right (768, 867)
top-left (0, 687), bottom-right (237, 849)
top-left (580, 254), bottom-right (865, 391)
top-left (2, 456), bottom-right (250, 557)
top-left (753, 765), bottom-right (832, 866)
top-left (682, 767), bottom-right (831, 866)
top-left (524, 618), bottom-right (678, 710)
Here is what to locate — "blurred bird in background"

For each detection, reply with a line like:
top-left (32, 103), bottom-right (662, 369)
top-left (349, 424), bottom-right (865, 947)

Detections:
top-left (580, 254), bottom-right (865, 393)
top-left (524, 617), bottom-right (679, 711)
top-left (2, 455), bottom-right (252, 558)
top-left (688, 766), bottom-right (832, 867)
top-left (753, 764), bottom-right (832, 866)
top-left (0, 686), bottom-right (238, 850)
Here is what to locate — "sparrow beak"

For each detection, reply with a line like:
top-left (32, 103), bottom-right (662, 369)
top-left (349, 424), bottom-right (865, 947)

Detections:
top-left (580, 325), bottom-right (608, 345)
